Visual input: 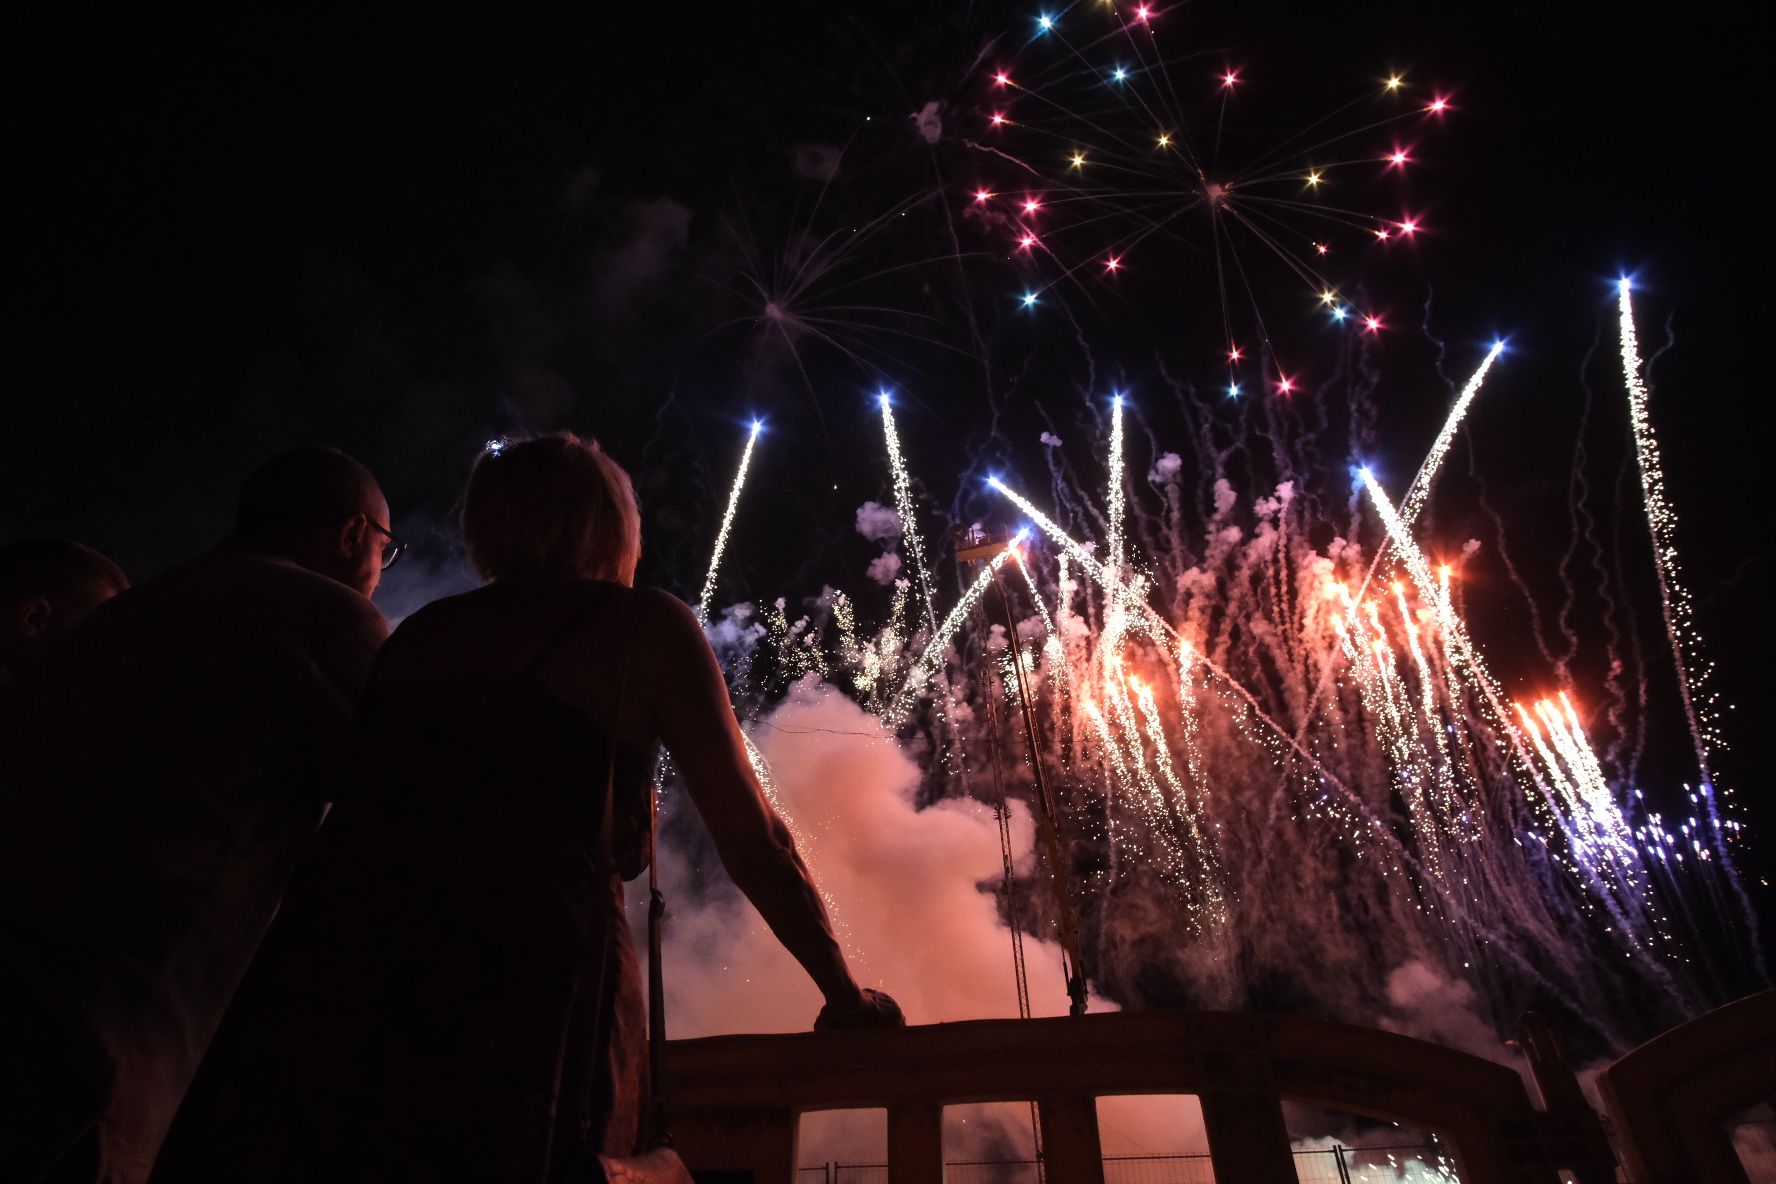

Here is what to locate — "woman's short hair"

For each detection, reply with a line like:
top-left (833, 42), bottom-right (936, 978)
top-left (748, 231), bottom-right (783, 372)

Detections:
top-left (462, 433), bottom-right (641, 585)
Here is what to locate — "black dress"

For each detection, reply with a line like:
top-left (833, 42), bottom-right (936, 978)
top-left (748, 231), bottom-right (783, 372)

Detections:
top-left (153, 623), bottom-right (653, 1183)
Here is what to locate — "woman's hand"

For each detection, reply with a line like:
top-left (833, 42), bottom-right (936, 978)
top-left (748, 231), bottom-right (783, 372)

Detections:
top-left (814, 987), bottom-right (905, 1031)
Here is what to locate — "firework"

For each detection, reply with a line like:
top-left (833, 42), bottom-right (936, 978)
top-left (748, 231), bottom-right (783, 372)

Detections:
top-left (968, 13), bottom-right (1451, 381)
top-left (1400, 340), bottom-right (1507, 524)
top-left (697, 419), bottom-right (762, 622)
top-left (880, 392), bottom-right (940, 638)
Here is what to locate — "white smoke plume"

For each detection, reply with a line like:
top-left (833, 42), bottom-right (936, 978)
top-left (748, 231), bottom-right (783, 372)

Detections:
top-left (865, 551), bottom-right (902, 585)
top-left (854, 500), bottom-right (904, 544)
top-left (653, 677), bottom-right (1089, 1039)
top-left (911, 101), bottom-right (942, 145)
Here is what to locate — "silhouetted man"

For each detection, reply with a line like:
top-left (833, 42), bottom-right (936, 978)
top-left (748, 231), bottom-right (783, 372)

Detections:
top-left (0, 539), bottom-right (129, 691)
top-left (0, 449), bottom-right (398, 1184)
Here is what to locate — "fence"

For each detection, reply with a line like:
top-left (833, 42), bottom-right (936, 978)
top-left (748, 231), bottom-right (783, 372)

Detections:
top-left (792, 1144), bottom-right (1454, 1183)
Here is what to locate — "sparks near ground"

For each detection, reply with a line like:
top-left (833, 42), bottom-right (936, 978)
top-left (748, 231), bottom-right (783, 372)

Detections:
top-left (691, 303), bottom-right (1759, 1047)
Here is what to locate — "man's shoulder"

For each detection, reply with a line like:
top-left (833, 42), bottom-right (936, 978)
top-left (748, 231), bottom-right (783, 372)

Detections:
top-left (127, 549), bottom-right (385, 650)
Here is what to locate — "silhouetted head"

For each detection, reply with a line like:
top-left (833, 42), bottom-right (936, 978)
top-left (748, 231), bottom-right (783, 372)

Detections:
top-left (0, 539), bottom-right (129, 675)
top-left (462, 434), bottom-right (641, 586)
top-left (233, 448), bottom-right (392, 599)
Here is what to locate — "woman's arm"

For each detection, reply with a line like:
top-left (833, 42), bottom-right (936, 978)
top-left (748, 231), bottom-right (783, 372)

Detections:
top-left (641, 591), bottom-right (899, 1026)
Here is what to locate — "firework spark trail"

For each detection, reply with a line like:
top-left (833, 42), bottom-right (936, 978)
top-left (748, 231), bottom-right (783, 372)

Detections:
top-left (880, 393), bottom-right (941, 640)
top-left (1356, 466), bottom-right (1585, 837)
top-left (1618, 283), bottom-right (1762, 966)
top-left (1012, 548), bottom-right (1067, 672)
top-left (995, 472), bottom-right (1375, 800)
top-left (1400, 341), bottom-right (1506, 524)
top-left (890, 536), bottom-right (1021, 719)
top-left (1278, 345), bottom-right (1507, 769)
top-left (1352, 466), bottom-right (1668, 964)
top-left (697, 419), bottom-right (762, 621)
top-left (990, 473), bottom-right (1440, 880)
top-left (1107, 393), bottom-right (1127, 574)
top-left (1617, 286), bottom-right (1718, 781)
top-left (1130, 675), bottom-right (1226, 925)
top-left (1393, 583), bottom-right (1472, 844)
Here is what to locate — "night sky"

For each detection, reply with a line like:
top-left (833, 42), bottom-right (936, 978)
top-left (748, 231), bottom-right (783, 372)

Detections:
top-left (10, 5), bottom-right (1770, 924)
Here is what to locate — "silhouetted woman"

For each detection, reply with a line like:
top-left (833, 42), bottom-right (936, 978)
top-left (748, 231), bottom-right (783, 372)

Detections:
top-left (154, 434), bottom-right (900, 1183)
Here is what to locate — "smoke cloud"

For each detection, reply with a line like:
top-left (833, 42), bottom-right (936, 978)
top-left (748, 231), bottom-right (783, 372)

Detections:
top-left (911, 101), bottom-right (943, 145)
top-left (866, 552), bottom-right (902, 585)
top-left (854, 500), bottom-right (904, 543)
top-left (653, 677), bottom-right (1088, 1038)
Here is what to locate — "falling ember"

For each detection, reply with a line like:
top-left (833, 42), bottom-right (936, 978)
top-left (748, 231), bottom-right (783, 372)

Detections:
top-left (696, 419), bottom-right (762, 621)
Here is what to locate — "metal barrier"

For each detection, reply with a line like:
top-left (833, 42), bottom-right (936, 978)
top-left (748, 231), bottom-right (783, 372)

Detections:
top-left (667, 1011), bottom-right (1612, 1182)
top-left (790, 1145), bottom-right (1458, 1183)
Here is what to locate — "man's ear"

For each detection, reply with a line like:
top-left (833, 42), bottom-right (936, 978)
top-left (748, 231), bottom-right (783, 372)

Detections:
top-left (17, 596), bottom-right (54, 641)
top-left (338, 512), bottom-right (369, 557)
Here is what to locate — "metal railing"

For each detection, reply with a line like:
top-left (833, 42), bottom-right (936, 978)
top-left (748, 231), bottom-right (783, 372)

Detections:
top-left (793, 1144), bottom-right (1456, 1183)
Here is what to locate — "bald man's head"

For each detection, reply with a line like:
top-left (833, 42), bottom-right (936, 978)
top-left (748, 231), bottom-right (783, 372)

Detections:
top-left (232, 448), bottom-right (390, 598)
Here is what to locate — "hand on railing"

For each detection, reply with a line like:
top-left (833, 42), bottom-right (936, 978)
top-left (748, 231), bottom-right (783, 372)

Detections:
top-left (814, 987), bottom-right (905, 1031)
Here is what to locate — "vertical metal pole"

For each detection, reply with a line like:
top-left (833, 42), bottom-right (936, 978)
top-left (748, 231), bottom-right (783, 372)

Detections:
top-left (993, 574), bottom-right (1088, 1018)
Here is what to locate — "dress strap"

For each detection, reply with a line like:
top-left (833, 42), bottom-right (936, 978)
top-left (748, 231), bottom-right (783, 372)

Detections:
top-left (523, 583), bottom-right (617, 677)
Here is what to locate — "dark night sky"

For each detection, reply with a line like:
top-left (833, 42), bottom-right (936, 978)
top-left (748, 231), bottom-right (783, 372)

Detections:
top-left (8, 5), bottom-right (1770, 886)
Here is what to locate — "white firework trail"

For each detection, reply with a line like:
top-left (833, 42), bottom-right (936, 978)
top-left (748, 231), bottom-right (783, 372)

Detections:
top-left (1107, 392), bottom-right (1127, 575)
top-left (880, 392), bottom-right (940, 639)
top-left (1401, 340), bottom-right (1507, 525)
top-left (890, 534), bottom-right (1021, 719)
top-left (1617, 282), bottom-right (1719, 782)
top-left (697, 419), bottom-right (762, 621)
top-left (1617, 281), bottom-right (1760, 958)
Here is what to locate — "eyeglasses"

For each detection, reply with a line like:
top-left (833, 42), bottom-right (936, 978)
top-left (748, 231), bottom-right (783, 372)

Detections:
top-left (367, 520), bottom-right (408, 571)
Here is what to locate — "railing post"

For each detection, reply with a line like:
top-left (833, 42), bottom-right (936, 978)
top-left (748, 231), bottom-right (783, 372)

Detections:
top-left (666, 1107), bottom-right (796, 1181)
top-left (888, 1100), bottom-right (943, 1184)
top-left (1199, 1087), bottom-right (1296, 1184)
top-left (1037, 1095), bottom-right (1105, 1184)
top-left (1333, 1144), bottom-right (1353, 1184)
